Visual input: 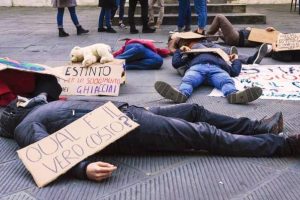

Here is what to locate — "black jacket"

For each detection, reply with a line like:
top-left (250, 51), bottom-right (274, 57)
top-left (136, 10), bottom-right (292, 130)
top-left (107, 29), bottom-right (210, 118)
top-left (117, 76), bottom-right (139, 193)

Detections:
top-left (98, 0), bottom-right (116, 8)
top-left (13, 100), bottom-right (128, 179)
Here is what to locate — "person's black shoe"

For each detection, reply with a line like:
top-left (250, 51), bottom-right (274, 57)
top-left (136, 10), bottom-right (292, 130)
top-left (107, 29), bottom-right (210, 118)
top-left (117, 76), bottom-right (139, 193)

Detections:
top-left (98, 27), bottom-right (107, 32)
top-left (227, 87), bottom-right (262, 104)
top-left (106, 27), bottom-right (117, 33)
top-left (77, 26), bottom-right (89, 35)
top-left (155, 81), bottom-right (188, 103)
top-left (183, 25), bottom-right (191, 32)
top-left (254, 112), bottom-right (283, 134)
top-left (142, 26), bottom-right (156, 33)
top-left (247, 43), bottom-right (268, 64)
top-left (286, 134), bottom-right (300, 155)
top-left (130, 28), bottom-right (139, 34)
top-left (58, 28), bottom-right (69, 37)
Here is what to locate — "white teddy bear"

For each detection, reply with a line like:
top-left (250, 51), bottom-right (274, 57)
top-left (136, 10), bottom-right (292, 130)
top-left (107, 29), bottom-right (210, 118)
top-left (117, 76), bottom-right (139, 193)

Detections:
top-left (70, 43), bottom-right (114, 67)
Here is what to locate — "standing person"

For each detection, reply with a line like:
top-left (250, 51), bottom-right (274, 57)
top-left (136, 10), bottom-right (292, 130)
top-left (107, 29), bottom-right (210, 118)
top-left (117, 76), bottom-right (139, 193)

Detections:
top-left (128, 0), bottom-right (156, 34)
top-left (111, 0), bottom-right (127, 29)
top-left (148, 0), bottom-right (165, 29)
top-left (98, 0), bottom-right (117, 33)
top-left (52, 0), bottom-right (89, 37)
top-left (194, 0), bottom-right (207, 34)
top-left (172, 0), bottom-right (191, 33)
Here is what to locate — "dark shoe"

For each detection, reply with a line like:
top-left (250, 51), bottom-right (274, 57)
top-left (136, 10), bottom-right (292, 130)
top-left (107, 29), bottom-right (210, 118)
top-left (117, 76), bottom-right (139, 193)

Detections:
top-left (98, 27), bottom-right (107, 32)
top-left (155, 81), bottom-right (188, 103)
top-left (247, 43), bottom-right (268, 64)
top-left (130, 28), bottom-right (139, 34)
top-left (183, 25), bottom-right (191, 32)
top-left (287, 134), bottom-right (300, 155)
top-left (229, 46), bottom-right (238, 55)
top-left (227, 87), bottom-right (262, 104)
top-left (106, 27), bottom-right (117, 33)
top-left (142, 26), bottom-right (156, 33)
top-left (58, 28), bottom-right (69, 37)
top-left (77, 25), bottom-right (89, 35)
top-left (255, 112), bottom-right (283, 134)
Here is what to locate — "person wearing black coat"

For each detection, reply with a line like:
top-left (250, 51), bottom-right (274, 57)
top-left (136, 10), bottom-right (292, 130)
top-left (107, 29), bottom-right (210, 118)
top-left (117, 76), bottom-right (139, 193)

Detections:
top-left (1, 98), bottom-right (299, 182)
top-left (98, 0), bottom-right (117, 33)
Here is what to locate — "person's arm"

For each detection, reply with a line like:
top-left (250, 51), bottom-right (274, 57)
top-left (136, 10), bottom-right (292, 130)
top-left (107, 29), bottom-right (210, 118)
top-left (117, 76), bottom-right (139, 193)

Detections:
top-left (172, 49), bottom-right (190, 69)
top-left (229, 55), bottom-right (242, 77)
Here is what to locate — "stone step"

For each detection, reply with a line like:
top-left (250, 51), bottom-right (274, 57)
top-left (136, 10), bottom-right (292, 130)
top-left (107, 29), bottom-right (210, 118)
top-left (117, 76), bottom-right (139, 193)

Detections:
top-left (114, 13), bottom-right (266, 25)
top-left (164, 0), bottom-right (228, 3)
top-left (124, 3), bottom-right (246, 14)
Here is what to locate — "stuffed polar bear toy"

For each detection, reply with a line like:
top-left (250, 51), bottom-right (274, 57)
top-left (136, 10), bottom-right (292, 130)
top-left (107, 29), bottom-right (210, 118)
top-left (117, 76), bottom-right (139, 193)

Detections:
top-left (70, 43), bottom-right (114, 67)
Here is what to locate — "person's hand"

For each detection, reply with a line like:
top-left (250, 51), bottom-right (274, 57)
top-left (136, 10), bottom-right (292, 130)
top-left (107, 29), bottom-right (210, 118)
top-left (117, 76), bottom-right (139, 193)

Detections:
top-left (229, 54), bottom-right (238, 61)
top-left (266, 27), bottom-right (276, 32)
top-left (86, 161), bottom-right (117, 181)
top-left (180, 46), bottom-right (191, 52)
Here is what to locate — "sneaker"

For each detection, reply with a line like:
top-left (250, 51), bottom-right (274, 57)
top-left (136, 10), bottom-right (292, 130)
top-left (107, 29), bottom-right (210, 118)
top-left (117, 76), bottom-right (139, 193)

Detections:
top-left (154, 81), bottom-right (188, 103)
top-left (142, 26), bottom-right (156, 33)
top-left (106, 27), bottom-right (117, 33)
top-left (119, 23), bottom-right (127, 29)
top-left (227, 86), bottom-right (262, 104)
top-left (98, 27), bottom-right (107, 32)
top-left (254, 112), bottom-right (283, 134)
top-left (229, 46), bottom-right (238, 55)
top-left (169, 27), bottom-right (184, 34)
top-left (248, 43), bottom-right (268, 64)
top-left (130, 27), bottom-right (139, 34)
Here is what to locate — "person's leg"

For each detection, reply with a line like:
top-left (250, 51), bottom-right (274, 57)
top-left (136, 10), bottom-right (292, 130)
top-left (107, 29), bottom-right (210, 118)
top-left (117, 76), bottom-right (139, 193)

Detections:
top-left (156, 0), bottom-right (165, 27)
top-left (98, 8), bottom-right (105, 29)
top-left (177, 0), bottom-right (185, 30)
top-left (115, 43), bottom-right (146, 62)
top-left (206, 14), bottom-right (239, 46)
top-left (148, 0), bottom-right (156, 24)
top-left (128, 0), bottom-right (138, 33)
top-left (57, 8), bottom-right (69, 37)
top-left (141, 0), bottom-right (155, 32)
top-left (194, 0), bottom-right (207, 33)
top-left (68, 7), bottom-right (89, 35)
top-left (111, 0), bottom-right (119, 20)
top-left (105, 9), bottom-right (117, 33)
top-left (118, 0), bottom-right (126, 26)
top-left (103, 106), bottom-right (291, 156)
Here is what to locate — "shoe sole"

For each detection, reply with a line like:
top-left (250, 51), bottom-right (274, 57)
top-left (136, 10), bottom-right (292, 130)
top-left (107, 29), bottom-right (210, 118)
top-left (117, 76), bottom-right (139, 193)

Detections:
top-left (227, 87), bottom-right (262, 104)
top-left (253, 43), bottom-right (268, 64)
top-left (155, 81), bottom-right (187, 103)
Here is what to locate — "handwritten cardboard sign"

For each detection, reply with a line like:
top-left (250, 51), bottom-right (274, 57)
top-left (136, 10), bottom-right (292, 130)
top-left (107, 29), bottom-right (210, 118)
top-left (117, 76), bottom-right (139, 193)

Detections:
top-left (248, 28), bottom-right (280, 44)
top-left (58, 59), bottom-right (125, 96)
top-left (273, 33), bottom-right (300, 52)
top-left (0, 57), bottom-right (66, 80)
top-left (183, 48), bottom-right (231, 64)
top-left (17, 101), bottom-right (139, 187)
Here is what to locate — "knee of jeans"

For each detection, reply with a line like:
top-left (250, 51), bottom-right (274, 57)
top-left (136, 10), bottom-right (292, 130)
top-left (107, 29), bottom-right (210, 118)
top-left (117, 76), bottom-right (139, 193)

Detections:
top-left (182, 74), bottom-right (197, 85)
top-left (216, 14), bottom-right (225, 20)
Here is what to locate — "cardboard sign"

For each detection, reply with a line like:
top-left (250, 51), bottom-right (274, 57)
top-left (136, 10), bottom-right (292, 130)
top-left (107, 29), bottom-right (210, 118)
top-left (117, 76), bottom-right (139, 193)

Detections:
top-left (183, 48), bottom-right (231, 64)
top-left (273, 33), bottom-right (300, 52)
top-left (17, 101), bottom-right (139, 187)
top-left (248, 28), bottom-right (280, 44)
top-left (0, 57), bottom-right (66, 80)
top-left (175, 32), bottom-right (206, 39)
top-left (58, 59), bottom-right (125, 96)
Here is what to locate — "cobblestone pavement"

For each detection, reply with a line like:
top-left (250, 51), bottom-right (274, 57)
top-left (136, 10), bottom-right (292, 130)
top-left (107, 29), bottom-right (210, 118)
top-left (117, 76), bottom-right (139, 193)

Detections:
top-left (0, 4), bottom-right (300, 200)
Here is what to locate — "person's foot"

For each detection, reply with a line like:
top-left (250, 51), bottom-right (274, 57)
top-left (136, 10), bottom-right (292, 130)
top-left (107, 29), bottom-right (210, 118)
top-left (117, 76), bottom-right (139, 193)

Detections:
top-left (58, 28), bottom-right (69, 37)
top-left (247, 43), bottom-right (268, 64)
top-left (98, 27), bottom-right (107, 32)
top-left (183, 25), bottom-right (191, 32)
top-left (227, 87), bottom-right (262, 104)
top-left (155, 81), bottom-right (188, 103)
top-left (194, 28), bottom-right (205, 35)
top-left (130, 27), bottom-right (139, 34)
top-left (169, 27), bottom-right (184, 34)
top-left (255, 112), bottom-right (283, 134)
top-left (76, 26), bottom-right (89, 35)
top-left (119, 22), bottom-right (127, 29)
top-left (230, 46), bottom-right (238, 55)
top-left (106, 27), bottom-right (117, 33)
top-left (142, 26), bottom-right (156, 33)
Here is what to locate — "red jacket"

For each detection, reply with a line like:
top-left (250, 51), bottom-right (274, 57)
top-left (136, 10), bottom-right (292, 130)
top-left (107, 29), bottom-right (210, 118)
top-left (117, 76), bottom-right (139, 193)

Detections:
top-left (113, 39), bottom-right (171, 58)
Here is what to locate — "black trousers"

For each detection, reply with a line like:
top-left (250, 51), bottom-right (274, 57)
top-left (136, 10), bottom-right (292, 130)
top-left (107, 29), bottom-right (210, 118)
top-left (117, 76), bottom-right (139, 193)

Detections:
top-left (128, 0), bottom-right (149, 28)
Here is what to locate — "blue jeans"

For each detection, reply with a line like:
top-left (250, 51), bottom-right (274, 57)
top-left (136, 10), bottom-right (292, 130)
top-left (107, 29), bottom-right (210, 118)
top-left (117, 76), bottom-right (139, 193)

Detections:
top-left (194, 0), bottom-right (207, 29)
top-left (101, 104), bottom-right (290, 156)
top-left (116, 43), bottom-right (163, 70)
top-left (57, 7), bottom-right (79, 28)
top-left (112, 0), bottom-right (125, 21)
top-left (99, 8), bottom-right (112, 28)
top-left (178, 0), bottom-right (191, 28)
top-left (179, 64), bottom-right (237, 97)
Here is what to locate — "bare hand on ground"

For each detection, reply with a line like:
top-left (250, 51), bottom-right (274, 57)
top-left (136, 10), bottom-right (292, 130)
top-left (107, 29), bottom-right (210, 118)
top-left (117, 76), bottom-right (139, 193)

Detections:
top-left (229, 54), bottom-right (238, 61)
top-left (86, 161), bottom-right (117, 181)
top-left (180, 46), bottom-right (191, 52)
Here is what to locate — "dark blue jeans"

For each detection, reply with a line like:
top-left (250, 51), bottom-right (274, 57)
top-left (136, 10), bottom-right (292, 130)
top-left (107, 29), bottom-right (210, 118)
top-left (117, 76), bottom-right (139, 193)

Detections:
top-left (194, 0), bottom-right (207, 29)
top-left (115, 43), bottom-right (163, 70)
top-left (111, 0), bottom-right (126, 21)
top-left (99, 8), bottom-right (112, 28)
top-left (178, 0), bottom-right (191, 28)
top-left (103, 104), bottom-right (290, 156)
top-left (57, 7), bottom-right (79, 28)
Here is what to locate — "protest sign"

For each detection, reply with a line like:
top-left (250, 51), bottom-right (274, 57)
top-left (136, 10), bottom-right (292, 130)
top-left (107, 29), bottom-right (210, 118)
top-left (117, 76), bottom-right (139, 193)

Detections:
top-left (17, 101), bottom-right (139, 187)
top-left (0, 57), bottom-right (66, 80)
top-left (273, 33), bottom-right (300, 51)
top-left (248, 28), bottom-right (280, 44)
top-left (175, 32), bottom-right (206, 39)
top-left (58, 59), bottom-right (125, 96)
top-left (183, 48), bottom-right (231, 64)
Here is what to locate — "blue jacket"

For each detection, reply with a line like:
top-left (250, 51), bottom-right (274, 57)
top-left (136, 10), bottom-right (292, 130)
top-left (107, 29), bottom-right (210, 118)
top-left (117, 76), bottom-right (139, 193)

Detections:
top-left (172, 49), bottom-right (242, 77)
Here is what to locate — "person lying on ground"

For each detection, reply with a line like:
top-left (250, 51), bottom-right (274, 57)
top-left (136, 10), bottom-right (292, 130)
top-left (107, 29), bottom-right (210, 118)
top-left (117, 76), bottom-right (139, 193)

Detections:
top-left (1, 96), bottom-right (294, 182)
top-left (155, 43), bottom-right (263, 104)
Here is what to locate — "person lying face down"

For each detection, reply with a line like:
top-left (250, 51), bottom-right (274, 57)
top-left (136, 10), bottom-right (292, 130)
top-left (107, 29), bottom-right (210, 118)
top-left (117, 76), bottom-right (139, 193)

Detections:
top-left (1, 97), bottom-right (299, 183)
